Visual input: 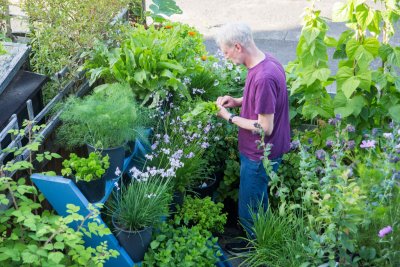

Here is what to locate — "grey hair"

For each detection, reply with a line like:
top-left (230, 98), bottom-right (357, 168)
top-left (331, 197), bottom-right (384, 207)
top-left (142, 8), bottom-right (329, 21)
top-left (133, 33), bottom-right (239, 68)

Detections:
top-left (215, 22), bottom-right (254, 48)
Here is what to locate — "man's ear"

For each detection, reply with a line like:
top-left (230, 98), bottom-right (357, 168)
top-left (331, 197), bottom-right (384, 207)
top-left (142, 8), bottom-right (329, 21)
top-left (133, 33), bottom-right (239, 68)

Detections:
top-left (234, 43), bottom-right (242, 52)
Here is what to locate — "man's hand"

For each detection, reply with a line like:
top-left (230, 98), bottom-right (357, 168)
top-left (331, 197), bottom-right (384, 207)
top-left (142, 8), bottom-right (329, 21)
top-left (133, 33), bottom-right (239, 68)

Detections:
top-left (216, 95), bottom-right (240, 108)
top-left (217, 105), bottom-right (231, 120)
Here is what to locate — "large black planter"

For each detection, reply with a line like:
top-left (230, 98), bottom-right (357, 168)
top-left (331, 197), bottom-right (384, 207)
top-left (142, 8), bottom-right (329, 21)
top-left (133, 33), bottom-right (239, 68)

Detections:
top-left (87, 144), bottom-right (125, 180)
top-left (112, 216), bottom-right (153, 262)
top-left (191, 174), bottom-right (217, 199)
top-left (75, 176), bottom-right (105, 203)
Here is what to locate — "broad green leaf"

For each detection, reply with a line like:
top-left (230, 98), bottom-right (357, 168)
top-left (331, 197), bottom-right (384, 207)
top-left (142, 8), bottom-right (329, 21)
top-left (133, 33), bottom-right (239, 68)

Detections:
top-left (324, 36), bottom-right (338, 47)
top-left (342, 76), bottom-right (360, 98)
top-left (48, 252), bottom-right (64, 264)
top-left (157, 61), bottom-right (185, 73)
top-left (378, 44), bottom-right (393, 61)
top-left (346, 38), bottom-right (360, 60)
top-left (363, 38), bottom-right (380, 56)
top-left (349, 95), bottom-right (365, 116)
top-left (303, 26), bottom-right (320, 45)
top-left (367, 10), bottom-right (382, 35)
top-left (388, 105), bottom-right (400, 122)
top-left (356, 68), bottom-right (372, 91)
top-left (333, 2), bottom-right (351, 22)
top-left (335, 105), bottom-right (354, 117)
top-left (22, 251), bottom-right (38, 264)
top-left (133, 69), bottom-right (147, 84)
top-left (372, 70), bottom-right (387, 89)
top-left (312, 68), bottom-right (331, 83)
top-left (388, 48), bottom-right (400, 67)
top-left (355, 4), bottom-right (374, 30)
top-left (395, 77), bottom-right (400, 92)
top-left (125, 48), bottom-right (136, 75)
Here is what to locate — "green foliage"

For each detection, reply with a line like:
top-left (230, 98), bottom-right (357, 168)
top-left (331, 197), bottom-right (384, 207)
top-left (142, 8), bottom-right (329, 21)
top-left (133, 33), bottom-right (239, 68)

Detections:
top-left (143, 223), bottom-right (221, 266)
top-left (58, 83), bottom-right (150, 149)
top-left (0, 42), bottom-right (6, 55)
top-left (182, 101), bottom-right (219, 123)
top-left (148, 0), bottom-right (182, 23)
top-left (107, 178), bottom-right (172, 231)
top-left (287, 0), bottom-right (400, 130)
top-left (0, 123), bottom-right (118, 266)
top-left (173, 196), bottom-right (227, 234)
top-left (61, 152), bottom-right (110, 182)
top-left (24, 0), bottom-right (129, 76)
top-left (241, 203), bottom-right (308, 267)
top-left (84, 22), bottom-right (207, 107)
top-left (215, 124), bottom-right (240, 202)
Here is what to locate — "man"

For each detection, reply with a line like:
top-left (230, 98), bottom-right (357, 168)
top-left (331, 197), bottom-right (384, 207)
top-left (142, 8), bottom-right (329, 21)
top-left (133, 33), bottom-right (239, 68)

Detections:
top-left (215, 23), bottom-right (291, 254)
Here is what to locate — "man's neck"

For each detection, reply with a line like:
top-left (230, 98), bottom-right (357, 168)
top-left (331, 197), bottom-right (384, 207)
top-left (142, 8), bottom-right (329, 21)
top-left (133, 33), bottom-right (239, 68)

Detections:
top-left (244, 47), bottom-right (265, 69)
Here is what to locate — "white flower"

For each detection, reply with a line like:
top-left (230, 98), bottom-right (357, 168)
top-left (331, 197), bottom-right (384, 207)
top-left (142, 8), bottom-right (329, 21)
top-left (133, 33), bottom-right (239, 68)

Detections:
top-left (213, 80), bottom-right (220, 86)
top-left (145, 193), bottom-right (157, 198)
top-left (145, 154), bottom-right (154, 160)
top-left (115, 167), bottom-right (121, 176)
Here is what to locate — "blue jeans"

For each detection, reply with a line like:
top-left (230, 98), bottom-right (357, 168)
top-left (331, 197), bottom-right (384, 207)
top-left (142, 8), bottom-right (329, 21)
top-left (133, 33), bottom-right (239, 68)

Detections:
top-left (238, 153), bottom-right (282, 238)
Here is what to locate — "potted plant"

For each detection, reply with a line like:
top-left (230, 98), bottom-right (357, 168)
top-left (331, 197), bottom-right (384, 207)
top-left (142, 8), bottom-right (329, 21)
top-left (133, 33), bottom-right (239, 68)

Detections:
top-left (143, 223), bottom-right (222, 266)
top-left (107, 177), bottom-right (172, 262)
top-left (58, 83), bottom-right (151, 180)
top-left (61, 152), bottom-right (109, 203)
top-left (173, 196), bottom-right (227, 235)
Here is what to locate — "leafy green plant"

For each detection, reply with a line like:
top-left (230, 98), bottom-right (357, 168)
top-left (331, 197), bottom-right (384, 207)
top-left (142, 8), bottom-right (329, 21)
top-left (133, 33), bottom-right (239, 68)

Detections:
top-left (0, 42), bottom-right (6, 55)
top-left (107, 177), bottom-right (172, 231)
top-left (287, 0), bottom-right (400, 130)
top-left (182, 101), bottom-right (219, 122)
top-left (84, 22), bottom-right (207, 107)
top-left (173, 196), bottom-right (227, 234)
top-left (143, 223), bottom-right (221, 266)
top-left (24, 0), bottom-right (129, 76)
top-left (147, 0), bottom-right (182, 23)
top-left (0, 123), bottom-right (118, 266)
top-left (58, 83), bottom-right (150, 149)
top-left (61, 152), bottom-right (110, 182)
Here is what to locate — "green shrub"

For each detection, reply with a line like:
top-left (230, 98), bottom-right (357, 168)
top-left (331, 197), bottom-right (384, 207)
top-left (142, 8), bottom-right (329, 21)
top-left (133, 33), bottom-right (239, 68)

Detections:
top-left (107, 177), bottom-right (172, 231)
top-left (143, 223), bottom-right (221, 266)
top-left (174, 196), bottom-right (227, 235)
top-left (61, 152), bottom-right (110, 182)
top-left (57, 82), bottom-right (150, 149)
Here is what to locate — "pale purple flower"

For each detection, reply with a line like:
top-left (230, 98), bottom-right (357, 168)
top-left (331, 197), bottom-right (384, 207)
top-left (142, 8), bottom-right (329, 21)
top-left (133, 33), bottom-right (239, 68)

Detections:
top-left (372, 128), bottom-right (379, 136)
top-left (383, 133), bottom-right (393, 139)
top-left (161, 148), bottom-right (171, 155)
top-left (129, 167), bottom-right (142, 178)
top-left (360, 140), bottom-right (376, 149)
top-left (290, 140), bottom-right (300, 150)
top-left (345, 124), bottom-right (355, 133)
top-left (114, 182), bottom-right (120, 191)
top-left (378, 226), bottom-right (392, 238)
top-left (186, 152), bottom-right (195, 159)
top-left (201, 142), bottom-right (210, 149)
top-left (151, 142), bottom-right (159, 150)
top-left (326, 140), bottom-right (334, 148)
top-left (163, 134), bottom-right (170, 144)
top-left (204, 124), bottom-right (211, 134)
top-left (115, 167), bottom-right (121, 177)
top-left (315, 149), bottom-right (326, 161)
top-left (346, 140), bottom-right (355, 150)
top-left (145, 154), bottom-right (154, 160)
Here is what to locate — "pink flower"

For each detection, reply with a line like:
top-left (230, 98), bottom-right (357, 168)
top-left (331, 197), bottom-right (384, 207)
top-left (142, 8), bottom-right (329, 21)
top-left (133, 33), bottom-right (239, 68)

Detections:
top-left (378, 226), bottom-right (392, 238)
top-left (360, 140), bottom-right (376, 149)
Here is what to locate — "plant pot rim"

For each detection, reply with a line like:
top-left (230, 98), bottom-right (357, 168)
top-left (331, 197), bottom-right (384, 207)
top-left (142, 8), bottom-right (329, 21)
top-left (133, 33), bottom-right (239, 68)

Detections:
top-left (112, 214), bottom-right (151, 234)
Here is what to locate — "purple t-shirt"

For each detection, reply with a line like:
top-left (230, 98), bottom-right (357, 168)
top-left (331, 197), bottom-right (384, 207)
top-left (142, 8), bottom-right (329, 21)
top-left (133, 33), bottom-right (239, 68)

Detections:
top-left (238, 53), bottom-right (290, 160)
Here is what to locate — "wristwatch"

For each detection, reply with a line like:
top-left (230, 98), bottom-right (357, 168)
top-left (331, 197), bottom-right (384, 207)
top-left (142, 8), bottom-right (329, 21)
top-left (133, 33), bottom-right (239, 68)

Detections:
top-left (228, 114), bottom-right (236, 123)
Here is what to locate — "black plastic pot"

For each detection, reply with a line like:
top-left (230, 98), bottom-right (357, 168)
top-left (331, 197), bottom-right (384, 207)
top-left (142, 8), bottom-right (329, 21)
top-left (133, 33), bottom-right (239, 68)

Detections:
top-left (112, 216), bottom-right (152, 262)
top-left (169, 191), bottom-right (185, 214)
top-left (87, 144), bottom-right (125, 180)
top-left (191, 175), bottom-right (217, 199)
top-left (75, 176), bottom-right (105, 203)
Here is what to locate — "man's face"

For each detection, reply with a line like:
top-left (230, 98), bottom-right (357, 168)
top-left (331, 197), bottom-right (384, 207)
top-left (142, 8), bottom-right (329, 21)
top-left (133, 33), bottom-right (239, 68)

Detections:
top-left (221, 43), bottom-right (243, 65)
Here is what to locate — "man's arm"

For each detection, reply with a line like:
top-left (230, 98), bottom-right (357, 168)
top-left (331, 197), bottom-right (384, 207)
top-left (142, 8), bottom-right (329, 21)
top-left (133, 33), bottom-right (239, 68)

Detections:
top-left (218, 106), bottom-right (274, 135)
